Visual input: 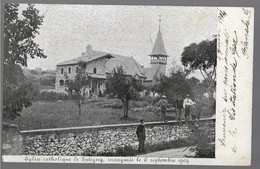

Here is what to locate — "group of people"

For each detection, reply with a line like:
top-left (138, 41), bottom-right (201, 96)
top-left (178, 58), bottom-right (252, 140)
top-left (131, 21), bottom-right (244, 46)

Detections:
top-left (158, 93), bottom-right (215, 122)
top-left (136, 93), bottom-right (215, 153)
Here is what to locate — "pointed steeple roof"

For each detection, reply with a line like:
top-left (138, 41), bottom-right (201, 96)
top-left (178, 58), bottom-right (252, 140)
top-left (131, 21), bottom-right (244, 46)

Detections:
top-left (149, 29), bottom-right (168, 57)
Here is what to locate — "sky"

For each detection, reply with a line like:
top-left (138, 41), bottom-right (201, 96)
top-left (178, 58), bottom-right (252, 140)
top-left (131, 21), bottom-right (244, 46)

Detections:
top-left (21, 4), bottom-right (217, 78)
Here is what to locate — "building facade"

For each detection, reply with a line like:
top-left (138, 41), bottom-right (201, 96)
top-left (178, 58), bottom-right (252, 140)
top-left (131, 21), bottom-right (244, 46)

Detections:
top-left (55, 27), bottom-right (169, 96)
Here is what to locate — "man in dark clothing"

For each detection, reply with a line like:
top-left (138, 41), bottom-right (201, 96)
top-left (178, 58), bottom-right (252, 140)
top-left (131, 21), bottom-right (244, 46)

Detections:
top-left (158, 95), bottom-right (169, 122)
top-left (174, 96), bottom-right (183, 121)
top-left (136, 119), bottom-right (146, 153)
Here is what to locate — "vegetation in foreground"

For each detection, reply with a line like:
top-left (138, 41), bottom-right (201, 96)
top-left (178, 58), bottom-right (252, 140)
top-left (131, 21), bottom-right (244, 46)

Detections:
top-left (8, 100), bottom-right (159, 130)
top-left (7, 96), bottom-right (214, 130)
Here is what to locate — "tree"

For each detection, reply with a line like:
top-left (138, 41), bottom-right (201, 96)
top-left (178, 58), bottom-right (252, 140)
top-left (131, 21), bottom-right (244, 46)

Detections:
top-left (152, 68), bottom-right (190, 103)
top-left (65, 62), bottom-right (89, 115)
top-left (187, 77), bottom-right (202, 98)
top-left (105, 66), bottom-right (144, 118)
top-left (181, 37), bottom-right (217, 80)
top-left (3, 4), bottom-right (46, 120)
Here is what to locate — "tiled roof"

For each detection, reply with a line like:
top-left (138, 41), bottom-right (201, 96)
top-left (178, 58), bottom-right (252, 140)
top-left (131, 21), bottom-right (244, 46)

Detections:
top-left (56, 48), bottom-right (145, 77)
top-left (143, 65), bottom-right (164, 81)
top-left (106, 55), bottom-right (145, 77)
top-left (56, 50), bottom-right (113, 66)
top-left (150, 30), bottom-right (168, 57)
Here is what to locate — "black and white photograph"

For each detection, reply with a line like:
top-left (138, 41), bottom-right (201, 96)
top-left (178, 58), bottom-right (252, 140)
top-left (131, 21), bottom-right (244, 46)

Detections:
top-left (1, 3), bottom-right (253, 166)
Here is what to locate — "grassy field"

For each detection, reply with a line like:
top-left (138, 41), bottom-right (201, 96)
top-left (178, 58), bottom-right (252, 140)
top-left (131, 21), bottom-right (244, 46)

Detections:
top-left (8, 97), bottom-right (214, 130)
top-left (11, 100), bottom-right (160, 130)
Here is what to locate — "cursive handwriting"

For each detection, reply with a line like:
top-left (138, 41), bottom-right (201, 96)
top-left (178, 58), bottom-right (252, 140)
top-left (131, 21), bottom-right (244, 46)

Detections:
top-left (230, 57), bottom-right (237, 106)
top-left (241, 8), bottom-right (251, 59)
top-left (223, 29), bottom-right (229, 87)
top-left (231, 144), bottom-right (237, 154)
top-left (218, 10), bottom-right (228, 24)
top-left (217, 28), bottom-right (223, 55)
top-left (228, 128), bottom-right (238, 137)
top-left (229, 31), bottom-right (240, 57)
top-left (218, 109), bottom-right (227, 147)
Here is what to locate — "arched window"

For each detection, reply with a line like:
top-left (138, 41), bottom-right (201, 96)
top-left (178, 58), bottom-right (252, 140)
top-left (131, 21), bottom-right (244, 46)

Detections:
top-left (59, 80), bottom-right (64, 86)
top-left (93, 68), bottom-right (97, 74)
top-left (61, 68), bottom-right (64, 74)
top-left (76, 66), bottom-right (79, 73)
top-left (68, 67), bottom-right (71, 74)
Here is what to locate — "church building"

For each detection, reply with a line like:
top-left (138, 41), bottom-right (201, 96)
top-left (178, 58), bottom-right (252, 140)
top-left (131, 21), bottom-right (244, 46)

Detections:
top-left (143, 24), bottom-right (169, 85)
top-left (55, 22), bottom-right (169, 95)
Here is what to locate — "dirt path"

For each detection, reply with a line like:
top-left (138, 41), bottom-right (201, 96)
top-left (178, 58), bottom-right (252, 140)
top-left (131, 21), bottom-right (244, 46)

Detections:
top-left (138, 146), bottom-right (196, 158)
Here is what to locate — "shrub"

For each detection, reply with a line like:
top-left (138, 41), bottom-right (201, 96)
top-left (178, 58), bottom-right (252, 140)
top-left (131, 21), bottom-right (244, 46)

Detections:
top-left (186, 122), bottom-right (215, 158)
top-left (195, 143), bottom-right (215, 158)
top-left (152, 96), bottom-right (161, 105)
top-left (36, 91), bottom-right (71, 101)
top-left (141, 95), bottom-right (154, 104)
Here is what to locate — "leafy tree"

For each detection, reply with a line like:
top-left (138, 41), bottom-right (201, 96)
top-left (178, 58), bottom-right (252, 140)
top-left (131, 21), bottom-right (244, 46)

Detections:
top-left (65, 62), bottom-right (89, 115)
top-left (3, 4), bottom-right (46, 120)
top-left (187, 77), bottom-right (202, 98)
top-left (181, 37), bottom-right (217, 80)
top-left (105, 66), bottom-right (144, 118)
top-left (200, 77), bottom-right (216, 94)
top-left (152, 68), bottom-right (191, 103)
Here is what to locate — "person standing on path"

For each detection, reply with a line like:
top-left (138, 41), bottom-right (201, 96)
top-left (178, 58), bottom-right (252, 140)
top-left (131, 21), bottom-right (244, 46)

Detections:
top-left (158, 95), bottom-right (169, 122)
top-left (183, 94), bottom-right (195, 120)
top-left (174, 96), bottom-right (183, 121)
top-left (136, 119), bottom-right (146, 153)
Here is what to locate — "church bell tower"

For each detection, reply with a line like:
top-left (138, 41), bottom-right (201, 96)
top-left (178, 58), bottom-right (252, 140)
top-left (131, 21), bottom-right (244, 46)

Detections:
top-left (149, 17), bottom-right (169, 78)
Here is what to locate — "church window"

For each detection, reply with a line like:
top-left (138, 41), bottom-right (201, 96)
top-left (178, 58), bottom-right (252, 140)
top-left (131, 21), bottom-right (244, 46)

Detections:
top-left (93, 68), bottom-right (97, 74)
top-left (76, 66), bottom-right (79, 73)
top-left (61, 68), bottom-right (64, 74)
top-left (68, 67), bottom-right (71, 74)
top-left (59, 80), bottom-right (64, 86)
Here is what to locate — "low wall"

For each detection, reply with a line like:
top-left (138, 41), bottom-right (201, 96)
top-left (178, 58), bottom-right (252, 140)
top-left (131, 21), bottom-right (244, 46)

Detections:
top-left (21, 118), bottom-right (215, 156)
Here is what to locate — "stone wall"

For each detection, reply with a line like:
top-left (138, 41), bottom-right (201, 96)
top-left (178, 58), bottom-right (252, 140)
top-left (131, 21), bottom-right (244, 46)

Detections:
top-left (21, 119), bottom-right (215, 156)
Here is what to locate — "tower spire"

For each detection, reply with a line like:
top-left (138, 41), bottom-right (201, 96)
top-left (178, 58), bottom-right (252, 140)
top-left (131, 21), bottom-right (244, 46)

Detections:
top-left (159, 15), bottom-right (161, 31)
top-left (149, 16), bottom-right (168, 57)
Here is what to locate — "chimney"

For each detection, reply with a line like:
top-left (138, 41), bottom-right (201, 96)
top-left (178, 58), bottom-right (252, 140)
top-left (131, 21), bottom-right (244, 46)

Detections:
top-left (86, 44), bottom-right (92, 51)
top-left (86, 44), bottom-right (93, 59)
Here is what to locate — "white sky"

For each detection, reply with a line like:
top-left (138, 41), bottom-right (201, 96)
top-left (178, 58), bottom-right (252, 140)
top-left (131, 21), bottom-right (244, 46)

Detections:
top-left (23, 4), bottom-right (217, 77)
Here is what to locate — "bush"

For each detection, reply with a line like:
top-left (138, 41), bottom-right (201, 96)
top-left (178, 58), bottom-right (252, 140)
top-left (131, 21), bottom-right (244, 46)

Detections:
top-left (152, 96), bottom-right (161, 105)
top-left (36, 91), bottom-right (71, 101)
top-left (186, 122), bottom-right (215, 158)
top-left (89, 98), bottom-right (124, 109)
top-left (195, 143), bottom-right (215, 158)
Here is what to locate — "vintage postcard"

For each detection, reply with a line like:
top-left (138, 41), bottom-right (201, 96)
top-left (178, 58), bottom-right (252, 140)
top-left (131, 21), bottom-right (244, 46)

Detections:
top-left (1, 4), bottom-right (253, 166)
